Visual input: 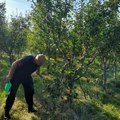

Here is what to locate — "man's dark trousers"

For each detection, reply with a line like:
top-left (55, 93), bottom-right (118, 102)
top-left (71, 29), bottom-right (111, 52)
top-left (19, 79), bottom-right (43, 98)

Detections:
top-left (5, 76), bottom-right (34, 112)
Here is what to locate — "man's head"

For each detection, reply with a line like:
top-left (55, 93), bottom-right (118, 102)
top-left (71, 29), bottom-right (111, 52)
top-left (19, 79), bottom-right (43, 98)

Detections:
top-left (35, 54), bottom-right (46, 66)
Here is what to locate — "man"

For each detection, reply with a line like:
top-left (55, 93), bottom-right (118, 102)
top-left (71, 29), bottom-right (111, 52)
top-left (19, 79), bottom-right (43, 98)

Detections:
top-left (4, 54), bottom-right (46, 119)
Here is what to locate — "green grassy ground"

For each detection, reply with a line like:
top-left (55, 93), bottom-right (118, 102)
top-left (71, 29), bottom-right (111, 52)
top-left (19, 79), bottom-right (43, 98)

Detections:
top-left (0, 61), bottom-right (120, 120)
top-left (0, 73), bottom-right (52, 120)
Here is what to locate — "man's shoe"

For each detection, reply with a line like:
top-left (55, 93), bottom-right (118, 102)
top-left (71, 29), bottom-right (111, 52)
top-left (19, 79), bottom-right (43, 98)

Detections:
top-left (4, 112), bottom-right (11, 119)
top-left (28, 108), bottom-right (37, 113)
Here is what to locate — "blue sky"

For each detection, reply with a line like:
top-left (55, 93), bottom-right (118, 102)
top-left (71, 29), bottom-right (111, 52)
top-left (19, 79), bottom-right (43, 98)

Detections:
top-left (0, 0), bottom-right (32, 19)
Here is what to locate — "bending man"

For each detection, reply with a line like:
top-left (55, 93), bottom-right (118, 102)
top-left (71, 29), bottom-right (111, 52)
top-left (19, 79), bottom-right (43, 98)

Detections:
top-left (4, 54), bottom-right (46, 119)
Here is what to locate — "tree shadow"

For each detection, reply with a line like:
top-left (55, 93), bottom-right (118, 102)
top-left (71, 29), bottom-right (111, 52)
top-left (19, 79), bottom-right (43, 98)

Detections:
top-left (74, 101), bottom-right (119, 120)
top-left (1, 74), bottom-right (120, 120)
top-left (0, 76), bottom-right (53, 120)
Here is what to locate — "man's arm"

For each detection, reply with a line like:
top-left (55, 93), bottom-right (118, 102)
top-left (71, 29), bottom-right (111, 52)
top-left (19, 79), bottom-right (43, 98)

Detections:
top-left (5, 60), bottom-right (19, 82)
top-left (36, 67), bottom-right (43, 78)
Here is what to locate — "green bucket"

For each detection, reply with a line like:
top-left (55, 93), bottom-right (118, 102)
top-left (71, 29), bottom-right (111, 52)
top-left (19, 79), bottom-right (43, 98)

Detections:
top-left (4, 82), bottom-right (12, 93)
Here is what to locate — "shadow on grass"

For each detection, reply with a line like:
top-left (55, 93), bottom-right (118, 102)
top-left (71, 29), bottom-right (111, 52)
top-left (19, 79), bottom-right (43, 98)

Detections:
top-left (1, 114), bottom-right (20, 120)
top-left (0, 76), bottom-right (53, 120)
top-left (1, 74), bottom-right (120, 120)
top-left (74, 101), bottom-right (119, 120)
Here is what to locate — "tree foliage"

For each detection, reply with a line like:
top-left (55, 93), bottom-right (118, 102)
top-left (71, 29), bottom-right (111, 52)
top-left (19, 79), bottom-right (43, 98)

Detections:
top-left (0, 0), bottom-right (120, 119)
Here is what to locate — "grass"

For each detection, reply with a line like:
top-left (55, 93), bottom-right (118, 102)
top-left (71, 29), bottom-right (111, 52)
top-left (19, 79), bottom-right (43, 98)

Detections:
top-left (0, 61), bottom-right (120, 120)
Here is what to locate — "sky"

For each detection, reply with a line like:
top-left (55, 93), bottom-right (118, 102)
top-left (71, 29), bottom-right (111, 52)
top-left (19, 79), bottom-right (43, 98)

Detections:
top-left (0, 0), bottom-right (32, 19)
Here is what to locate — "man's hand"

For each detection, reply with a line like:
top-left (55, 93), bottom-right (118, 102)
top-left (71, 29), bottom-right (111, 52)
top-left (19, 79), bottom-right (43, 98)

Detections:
top-left (36, 73), bottom-right (43, 78)
top-left (5, 75), bottom-right (12, 82)
top-left (39, 74), bottom-right (43, 78)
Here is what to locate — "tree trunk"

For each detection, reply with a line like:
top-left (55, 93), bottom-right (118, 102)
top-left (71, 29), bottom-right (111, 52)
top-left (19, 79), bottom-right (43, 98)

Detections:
top-left (9, 54), bottom-right (14, 66)
top-left (113, 54), bottom-right (117, 80)
top-left (102, 57), bottom-right (107, 89)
